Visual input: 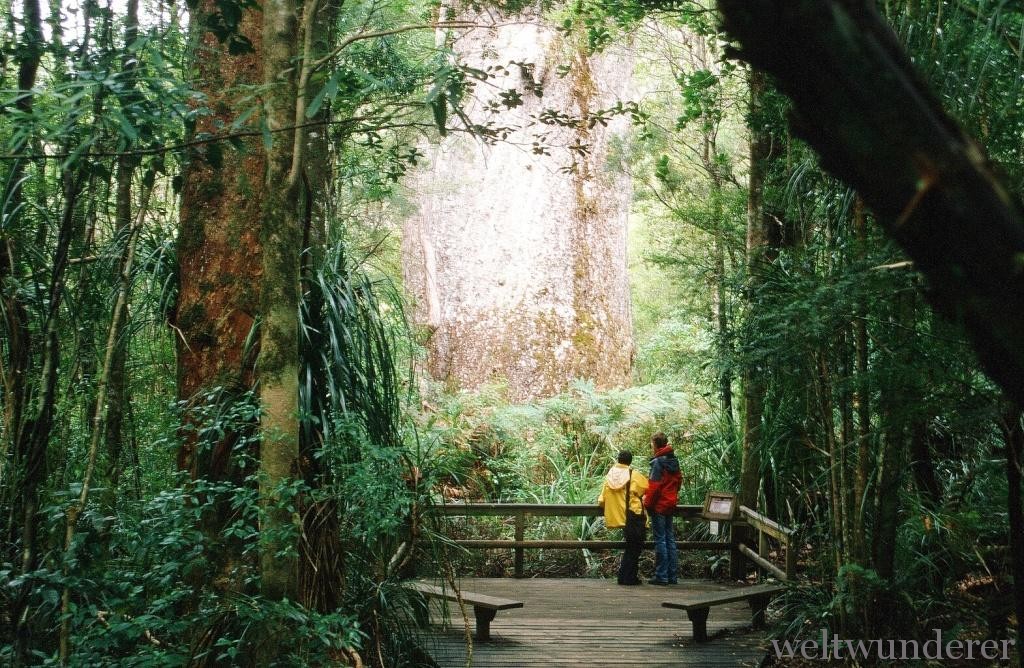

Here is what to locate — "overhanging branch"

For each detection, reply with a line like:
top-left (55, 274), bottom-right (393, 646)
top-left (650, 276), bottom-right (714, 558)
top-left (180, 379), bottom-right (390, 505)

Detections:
top-left (718, 0), bottom-right (1024, 406)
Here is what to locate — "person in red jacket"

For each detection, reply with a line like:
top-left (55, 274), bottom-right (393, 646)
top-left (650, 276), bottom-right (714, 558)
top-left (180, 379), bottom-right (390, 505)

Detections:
top-left (644, 432), bottom-right (682, 584)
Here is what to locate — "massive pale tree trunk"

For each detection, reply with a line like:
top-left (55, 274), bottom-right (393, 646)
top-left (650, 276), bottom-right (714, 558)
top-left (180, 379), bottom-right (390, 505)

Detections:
top-left (404, 11), bottom-right (634, 401)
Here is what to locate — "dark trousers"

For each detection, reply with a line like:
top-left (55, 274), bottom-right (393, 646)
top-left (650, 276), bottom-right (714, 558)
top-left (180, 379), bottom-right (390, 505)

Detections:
top-left (618, 515), bottom-right (645, 584)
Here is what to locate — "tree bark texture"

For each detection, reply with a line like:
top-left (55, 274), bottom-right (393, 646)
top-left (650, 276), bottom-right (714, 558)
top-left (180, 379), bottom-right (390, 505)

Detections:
top-left (174, 2), bottom-right (264, 479)
top-left (105, 0), bottom-right (141, 504)
top-left (296, 0), bottom-right (344, 614)
top-left (717, 0), bottom-right (1024, 409)
top-left (6, 0), bottom-right (44, 661)
top-left (257, 0), bottom-right (300, 603)
top-left (403, 11), bottom-right (634, 401)
top-left (739, 67), bottom-right (770, 512)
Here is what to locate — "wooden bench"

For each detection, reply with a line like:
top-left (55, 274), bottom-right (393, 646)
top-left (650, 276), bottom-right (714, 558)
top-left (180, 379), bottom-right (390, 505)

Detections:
top-left (662, 583), bottom-right (785, 642)
top-left (408, 582), bottom-right (523, 641)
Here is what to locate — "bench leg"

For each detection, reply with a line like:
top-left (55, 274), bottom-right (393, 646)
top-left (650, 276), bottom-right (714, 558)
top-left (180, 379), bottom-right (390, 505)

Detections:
top-left (749, 595), bottom-right (771, 629)
top-left (686, 607), bottom-right (710, 643)
top-left (473, 607), bottom-right (497, 641)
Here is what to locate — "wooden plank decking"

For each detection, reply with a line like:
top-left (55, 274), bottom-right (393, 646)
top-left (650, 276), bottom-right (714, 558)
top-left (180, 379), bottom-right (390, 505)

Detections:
top-left (419, 578), bottom-right (772, 667)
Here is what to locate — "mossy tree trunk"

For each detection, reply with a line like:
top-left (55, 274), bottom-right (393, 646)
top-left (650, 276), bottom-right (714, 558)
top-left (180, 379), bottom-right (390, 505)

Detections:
top-left (175, 4), bottom-right (264, 471)
top-left (173, 0), bottom-right (265, 594)
top-left (739, 67), bottom-right (769, 513)
top-left (257, 0), bottom-right (301, 603)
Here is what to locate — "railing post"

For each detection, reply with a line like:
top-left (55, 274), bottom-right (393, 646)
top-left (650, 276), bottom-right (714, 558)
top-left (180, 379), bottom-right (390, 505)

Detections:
top-left (758, 527), bottom-right (768, 578)
top-left (514, 512), bottom-right (525, 578)
top-left (729, 522), bottom-right (746, 580)
top-left (785, 533), bottom-right (797, 580)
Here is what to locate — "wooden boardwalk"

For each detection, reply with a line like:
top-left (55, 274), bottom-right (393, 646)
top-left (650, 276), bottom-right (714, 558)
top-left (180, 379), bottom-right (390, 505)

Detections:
top-left (419, 578), bottom-right (772, 667)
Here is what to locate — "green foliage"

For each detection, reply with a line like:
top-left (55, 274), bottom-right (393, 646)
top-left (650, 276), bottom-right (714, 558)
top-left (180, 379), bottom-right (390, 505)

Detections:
top-left (413, 380), bottom-right (696, 576)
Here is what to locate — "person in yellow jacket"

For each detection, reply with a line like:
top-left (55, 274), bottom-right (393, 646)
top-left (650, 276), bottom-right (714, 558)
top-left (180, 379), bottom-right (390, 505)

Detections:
top-left (598, 451), bottom-right (649, 585)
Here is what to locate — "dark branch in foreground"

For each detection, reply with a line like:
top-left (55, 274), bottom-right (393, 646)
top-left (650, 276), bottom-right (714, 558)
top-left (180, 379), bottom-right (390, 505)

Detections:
top-left (717, 0), bottom-right (1024, 408)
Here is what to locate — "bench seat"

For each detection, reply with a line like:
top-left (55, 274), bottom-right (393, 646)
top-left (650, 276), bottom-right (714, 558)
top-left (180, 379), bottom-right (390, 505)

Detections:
top-left (662, 583), bottom-right (785, 642)
top-left (408, 582), bottom-right (524, 641)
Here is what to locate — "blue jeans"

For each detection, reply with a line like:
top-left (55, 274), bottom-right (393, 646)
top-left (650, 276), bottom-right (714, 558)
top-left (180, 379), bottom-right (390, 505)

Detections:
top-left (651, 512), bottom-right (678, 583)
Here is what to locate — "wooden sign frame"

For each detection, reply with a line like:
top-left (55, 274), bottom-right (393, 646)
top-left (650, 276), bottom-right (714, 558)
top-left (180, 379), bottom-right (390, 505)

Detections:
top-left (702, 490), bottom-right (738, 521)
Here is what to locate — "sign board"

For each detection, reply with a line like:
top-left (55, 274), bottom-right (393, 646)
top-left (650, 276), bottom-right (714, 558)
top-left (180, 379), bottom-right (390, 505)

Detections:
top-left (702, 491), bottom-right (737, 521)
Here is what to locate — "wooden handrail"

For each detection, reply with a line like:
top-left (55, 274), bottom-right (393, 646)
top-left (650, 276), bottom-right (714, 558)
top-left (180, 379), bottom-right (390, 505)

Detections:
top-left (427, 502), bottom-right (798, 581)
top-left (456, 539), bottom-right (731, 550)
top-left (737, 505), bottom-right (798, 581)
top-left (429, 503), bottom-right (717, 578)
top-left (738, 505), bottom-right (795, 539)
top-left (430, 502), bottom-right (705, 519)
top-left (737, 542), bottom-right (788, 580)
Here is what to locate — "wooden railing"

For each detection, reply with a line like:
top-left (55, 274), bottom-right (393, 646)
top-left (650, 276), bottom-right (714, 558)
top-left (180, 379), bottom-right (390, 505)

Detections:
top-left (737, 505), bottom-right (797, 581)
top-left (431, 502), bottom-right (796, 580)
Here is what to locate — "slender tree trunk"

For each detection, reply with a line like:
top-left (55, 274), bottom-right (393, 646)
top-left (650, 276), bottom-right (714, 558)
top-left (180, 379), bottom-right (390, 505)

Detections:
top-left (706, 136), bottom-right (735, 438)
top-left (872, 290), bottom-right (914, 583)
top-left (104, 0), bottom-right (140, 505)
top-left (297, 0), bottom-right (344, 613)
top-left (13, 170), bottom-right (80, 666)
top-left (5, 0), bottom-right (41, 652)
top-left (739, 68), bottom-right (769, 512)
top-left (257, 0), bottom-right (300, 603)
top-left (815, 351), bottom-right (846, 573)
top-left (852, 197), bottom-right (872, 563)
top-left (1000, 407), bottom-right (1024, 656)
top-left (909, 416), bottom-right (942, 510)
top-left (59, 186), bottom-right (149, 664)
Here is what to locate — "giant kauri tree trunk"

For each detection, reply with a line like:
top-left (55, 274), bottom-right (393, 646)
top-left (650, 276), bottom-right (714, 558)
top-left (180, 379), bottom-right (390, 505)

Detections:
top-left (404, 10), bottom-right (635, 401)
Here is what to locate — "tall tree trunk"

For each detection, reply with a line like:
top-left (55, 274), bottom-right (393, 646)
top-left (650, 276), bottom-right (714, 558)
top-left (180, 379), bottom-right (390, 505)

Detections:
top-left (173, 0), bottom-right (264, 594)
top-left (909, 416), bottom-right (942, 511)
top-left (257, 0), bottom-right (300, 603)
top-left (59, 186), bottom-right (149, 664)
top-left (852, 196), bottom-right (872, 564)
top-left (297, 0), bottom-right (344, 613)
top-left (706, 136), bottom-right (735, 438)
top-left (814, 350), bottom-right (846, 574)
top-left (6, 0), bottom-right (43, 659)
top-left (403, 10), bottom-right (635, 401)
top-left (872, 290), bottom-right (914, 583)
top-left (175, 3), bottom-right (264, 466)
top-left (13, 170), bottom-right (80, 666)
top-left (104, 0), bottom-right (141, 506)
top-left (1000, 407), bottom-right (1024, 656)
top-left (739, 67), bottom-right (769, 512)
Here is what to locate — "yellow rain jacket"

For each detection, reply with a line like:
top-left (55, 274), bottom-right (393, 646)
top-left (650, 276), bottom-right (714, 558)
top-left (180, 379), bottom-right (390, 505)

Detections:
top-left (598, 464), bottom-right (649, 529)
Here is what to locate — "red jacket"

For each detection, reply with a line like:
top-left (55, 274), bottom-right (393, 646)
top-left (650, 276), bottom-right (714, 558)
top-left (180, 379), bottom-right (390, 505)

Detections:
top-left (644, 445), bottom-right (682, 514)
